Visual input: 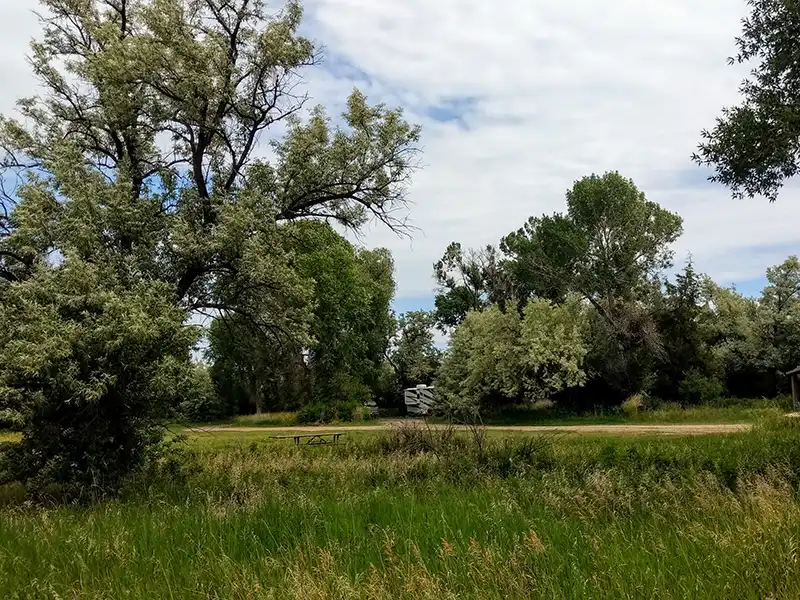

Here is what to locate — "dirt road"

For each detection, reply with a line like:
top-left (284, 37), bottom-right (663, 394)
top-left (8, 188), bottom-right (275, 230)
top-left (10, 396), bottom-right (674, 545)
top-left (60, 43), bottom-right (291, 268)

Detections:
top-left (195, 422), bottom-right (752, 437)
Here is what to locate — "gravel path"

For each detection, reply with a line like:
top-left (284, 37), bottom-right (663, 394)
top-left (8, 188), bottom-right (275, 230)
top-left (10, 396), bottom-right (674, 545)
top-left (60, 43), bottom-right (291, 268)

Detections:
top-left (194, 422), bottom-right (752, 436)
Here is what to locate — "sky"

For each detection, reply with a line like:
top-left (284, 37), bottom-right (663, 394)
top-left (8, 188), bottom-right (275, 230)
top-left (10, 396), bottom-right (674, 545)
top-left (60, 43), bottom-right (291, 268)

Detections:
top-left (1, 0), bottom-right (797, 314)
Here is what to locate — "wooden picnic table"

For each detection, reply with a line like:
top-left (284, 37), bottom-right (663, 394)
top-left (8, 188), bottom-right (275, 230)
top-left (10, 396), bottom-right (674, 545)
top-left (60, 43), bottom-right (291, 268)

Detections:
top-left (270, 432), bottom-right (345, 446)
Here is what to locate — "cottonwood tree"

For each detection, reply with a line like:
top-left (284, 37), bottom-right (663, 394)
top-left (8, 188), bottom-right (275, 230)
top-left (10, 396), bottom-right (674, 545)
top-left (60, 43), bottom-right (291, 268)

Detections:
top-left (501, 172), bottom-right (683, 314)
top-left (694, 0), bottom-right (800, 201)
top-left (391, 310), bottom-right (441, 390)
top-left (501, 173), bottom-right (681, 398)
top-left (432, 242), bottom-right (513, 331)
top-left (292, 222), bottom-right (396, 407)
top-left (0, 0), bottom-right (420, 497)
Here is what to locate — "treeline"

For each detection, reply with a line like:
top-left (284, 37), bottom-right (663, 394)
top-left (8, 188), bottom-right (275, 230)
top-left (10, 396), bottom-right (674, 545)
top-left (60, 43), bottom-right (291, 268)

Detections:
top-left (203, 172), bottom-right (800, 421)
top-left (432, 172), bottom-right (800, 413)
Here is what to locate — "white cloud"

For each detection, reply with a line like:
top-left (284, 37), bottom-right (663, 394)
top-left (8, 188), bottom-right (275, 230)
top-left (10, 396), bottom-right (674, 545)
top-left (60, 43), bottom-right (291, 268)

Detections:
top-left (2, 0), bottom-right (797, 302)
top-left (0, 4), bottom-right (38, 117)
top-left (304, 0), bottom-right (800, 297)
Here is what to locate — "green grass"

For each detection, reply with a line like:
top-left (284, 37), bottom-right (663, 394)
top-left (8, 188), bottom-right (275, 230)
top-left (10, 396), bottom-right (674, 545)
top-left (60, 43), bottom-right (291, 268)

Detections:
top-left (3, 419), bottom-right (800, 598)
top-left (468, 397), bottom-right (793, 426)
top-left (232, 411), bottom-right (301, 427)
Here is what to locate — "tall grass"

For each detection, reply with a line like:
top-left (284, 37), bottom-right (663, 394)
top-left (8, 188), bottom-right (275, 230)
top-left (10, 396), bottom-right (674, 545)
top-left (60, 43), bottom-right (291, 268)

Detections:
top-left (2, 420), bottom-right (800, 598)
top-left (474, 396), bottom-right (791, 426)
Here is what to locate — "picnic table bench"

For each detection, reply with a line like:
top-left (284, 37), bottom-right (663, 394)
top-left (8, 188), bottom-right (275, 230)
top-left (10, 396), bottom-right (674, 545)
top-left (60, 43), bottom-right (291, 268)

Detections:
top-left (270, 432), bottom-right (345, 446)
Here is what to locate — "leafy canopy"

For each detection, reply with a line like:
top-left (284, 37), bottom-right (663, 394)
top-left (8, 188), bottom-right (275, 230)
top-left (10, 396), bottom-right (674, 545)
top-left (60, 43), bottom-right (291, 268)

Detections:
top-left (501, 172), bottom-right (683, 312)
top-left (694, 0), bottom-right (800, 201)
top-left (432, 243), bottom-right (513, 331)
top-left (0, 0), bottom-right (420, 497)
top-left (436, 300), bottom-right (587, 414)
top-left (392, 310), bottom-right (441, 390)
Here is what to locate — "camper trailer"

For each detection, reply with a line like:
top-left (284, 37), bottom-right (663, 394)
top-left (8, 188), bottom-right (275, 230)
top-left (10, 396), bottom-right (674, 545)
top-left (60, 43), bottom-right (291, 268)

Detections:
top-left (404, 384), bottom-right (436, 416)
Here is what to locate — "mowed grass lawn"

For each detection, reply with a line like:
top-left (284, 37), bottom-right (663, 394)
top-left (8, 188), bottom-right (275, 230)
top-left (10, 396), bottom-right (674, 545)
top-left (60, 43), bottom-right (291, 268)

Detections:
top-left (3, 420), bottom-right (800, 599)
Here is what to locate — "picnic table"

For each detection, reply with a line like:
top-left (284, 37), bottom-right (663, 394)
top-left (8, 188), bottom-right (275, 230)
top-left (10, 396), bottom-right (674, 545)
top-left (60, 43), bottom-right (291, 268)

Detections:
top-left (270, 432), bottom-right (345, 446)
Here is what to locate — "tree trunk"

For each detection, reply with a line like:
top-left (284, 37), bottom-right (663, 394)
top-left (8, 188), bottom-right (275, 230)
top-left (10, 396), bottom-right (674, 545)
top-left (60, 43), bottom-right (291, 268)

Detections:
top-left (249, 382), bottom-right (262, 415)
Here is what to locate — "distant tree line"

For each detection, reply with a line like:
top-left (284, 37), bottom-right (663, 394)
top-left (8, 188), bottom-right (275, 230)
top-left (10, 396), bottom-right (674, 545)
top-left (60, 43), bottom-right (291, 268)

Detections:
top-left (431, 172), bottom-right (800, 414)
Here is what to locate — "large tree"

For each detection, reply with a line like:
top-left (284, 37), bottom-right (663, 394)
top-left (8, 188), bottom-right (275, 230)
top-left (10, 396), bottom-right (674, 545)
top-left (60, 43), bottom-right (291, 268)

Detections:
top-left (0, 0), bottom-right (420, 496)
top-left (694, 0), bottom-right (800, 201)
top-left (391, 310), bottom-right (441, 390)
top-left (500, 172), bottom-right (680, 399)
top-left (292, 222), bottom-right (396, 406)
top-left (207, 221), bottom-right (396, 414)
top-left (501, 172), bottom-right (683, 320)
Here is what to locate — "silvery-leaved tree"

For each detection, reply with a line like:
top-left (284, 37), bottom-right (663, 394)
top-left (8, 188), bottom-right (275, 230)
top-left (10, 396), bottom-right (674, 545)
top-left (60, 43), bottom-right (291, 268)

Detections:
top-left (0, 0), bottom-right (420, 499)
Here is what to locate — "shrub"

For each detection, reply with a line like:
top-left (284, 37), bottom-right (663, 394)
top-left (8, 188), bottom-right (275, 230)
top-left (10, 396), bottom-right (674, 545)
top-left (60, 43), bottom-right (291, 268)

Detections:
top-left (296, 400), bottom-right (370, 424)
top-left (679, 369), bottom-right (725, 405)
top-left (436, 300), bottom-right (587, 415)
top-left (0, 260), bottom-right (199, 501)
top-left (621, 394), bottom-right (646, 416)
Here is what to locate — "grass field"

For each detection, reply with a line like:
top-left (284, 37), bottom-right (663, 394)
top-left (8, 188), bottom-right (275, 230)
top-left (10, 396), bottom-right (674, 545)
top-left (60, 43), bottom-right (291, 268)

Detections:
top-left (3, 418), bottom-right (800, 599)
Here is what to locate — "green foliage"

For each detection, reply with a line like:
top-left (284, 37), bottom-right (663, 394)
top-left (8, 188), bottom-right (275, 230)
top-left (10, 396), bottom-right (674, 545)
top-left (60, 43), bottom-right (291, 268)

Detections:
top-left (0, 258), bottom-right (198, 499)
top-left (433, 171), bottom-right (800, 410)
top-left (437, 306), bottom-right (524, 411)
top-left (501, 172), bottom-right (683, 306)
top-left (519, 297), bottom-right (588, 399)
top-left (652, 260), bottom-right (723, 403)
top-left (497, 172), bottom-right (681, 404)
top-left (207, 314), bottom-right (306, 415)
top-left (295, 400), bottom-right (368, 424)
top-left (175, 364), bottom-right (230, 423)
top-left (694, 0), bottom-right (800, 201)
top-left (697, 257), bottom-right (800, 399)
top-left (620, 394), bottom-right (647, 416)
top-left (437, 300), bottom-right (587, 414)
top-left (392, 310), bottom-right (441, 390)
top-left (581, 300), bottom-right (663, 403)
top-left (290, 222), bottom-right (396, 406)
top-left (0, 0), bottom-right (420, 497)
top-left (758, 256), bottom-right (800, 378)
top-left (432, 243), bottom-right (513, 331)
top-left (207, 221), bottom-right (397, 415)
top-left (679, 369), bottom-right (725, 405)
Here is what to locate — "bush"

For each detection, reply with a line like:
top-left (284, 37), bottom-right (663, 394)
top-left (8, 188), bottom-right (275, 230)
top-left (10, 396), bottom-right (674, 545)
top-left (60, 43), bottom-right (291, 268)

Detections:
top-left (436, 301), bottom-right (587, 414)
top-left (296, 400), bottom-right (370, 424)
top-left (0, 410), bottom-right (23, 432)
top-left (621, 394), bottom-right (647, 416)
top-left (0, 260), bottom-right (199, 502)
top-left (679, 369), bottom-right (725, 405)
